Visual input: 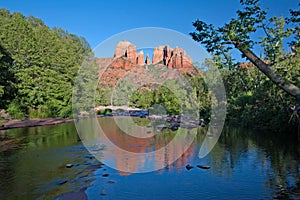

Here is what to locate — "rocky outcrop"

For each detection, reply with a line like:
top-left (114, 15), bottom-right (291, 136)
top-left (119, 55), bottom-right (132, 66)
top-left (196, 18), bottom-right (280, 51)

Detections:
top-left (98, 40), bottom-right (198, 86)
top-left (114, 40), bottom-right (131, 58)
top-left (152, 46), bottom-right (165, 64)
top-left (145, 54), bottom-right (150, 65)
top-left (153, 45), bottom-right (193, 68)
top-left (112, 41), bottom-right (194, 68)
top-left (113, 40), bottom-right (136, 64)
top-left (137, 51), bottom-right (144, 66)
top-left (126, 44), bottom-right (136, 64)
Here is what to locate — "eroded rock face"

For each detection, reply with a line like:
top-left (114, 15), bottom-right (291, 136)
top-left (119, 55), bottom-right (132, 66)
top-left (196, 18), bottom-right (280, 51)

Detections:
top-left (137, 51), bottom-right (144, 66)
top-left (152, 45), bottom-right (193, 68)
top-left (98, 40), bottom-right (198, 86)
top-left (114, 40), bottom-right (132, 58)
top-left (145, 54), bottom-right (150, 65)
top-left (126, 44), bottom-right (136, 64)
top-left (152, 46), bottom-right (165, 64)
top-left (112, 40), bottom-right (194, 68)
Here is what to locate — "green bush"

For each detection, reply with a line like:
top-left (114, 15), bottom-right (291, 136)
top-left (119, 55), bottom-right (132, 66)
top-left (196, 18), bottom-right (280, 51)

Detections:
top-left (7, 100), bottom-right (26, 119)
top-left (58, 104), bottom-right (73, 118)
top-left (29, 105), bottom-right (52, 118)
top-left (96, 108), bottom-right (112, 115)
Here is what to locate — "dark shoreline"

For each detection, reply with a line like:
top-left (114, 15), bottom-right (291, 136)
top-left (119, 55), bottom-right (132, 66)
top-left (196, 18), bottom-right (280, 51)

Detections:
top-left (0, 118), bottom-right (74, 130)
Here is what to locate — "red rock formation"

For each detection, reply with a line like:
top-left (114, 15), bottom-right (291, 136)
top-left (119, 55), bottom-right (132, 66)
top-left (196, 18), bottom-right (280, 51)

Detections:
top-left (152, 45), bottom-right (193, 68)
top-left (165, 47), bottom-right (194, 68)
top-left (145, 54), bottom-right (150, 65)
top-left (98, 40), bottom-right (198, 86)
top-left (239, 62), bottom-right (256, 69)
top-left (152, 46), bottom-right (165, 64)
top-left (111, 57), bottom-right (135, 70)
top-left (126, 44), bottom-right (136, 63)
top-left (114, 40), bottom-right (132, 58)
top-left (136, 50), bottom-right (144, 66)
top-left (97, 58), bottom-right (113, 68)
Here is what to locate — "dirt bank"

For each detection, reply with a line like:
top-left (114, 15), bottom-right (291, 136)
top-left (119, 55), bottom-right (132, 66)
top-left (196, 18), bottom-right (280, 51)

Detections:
top-left (0, 118), bottom-right (74, 130)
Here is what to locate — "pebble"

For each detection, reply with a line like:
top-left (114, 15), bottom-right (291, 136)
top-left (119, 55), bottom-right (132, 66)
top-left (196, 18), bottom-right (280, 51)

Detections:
top-left (66, 164), bottom-right (74, 168)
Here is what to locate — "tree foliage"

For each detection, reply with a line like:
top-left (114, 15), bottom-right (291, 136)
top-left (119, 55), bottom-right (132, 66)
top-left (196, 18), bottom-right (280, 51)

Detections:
top-left (190, 0), bottom-right (300, 102)
top-left (190, 0), bottom-right (300, 132)
top-left (0, 9), bottom-right (92, 118)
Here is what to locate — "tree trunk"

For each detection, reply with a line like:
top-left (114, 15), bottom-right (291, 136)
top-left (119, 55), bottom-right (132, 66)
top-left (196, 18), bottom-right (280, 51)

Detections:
top-left (235, 44), bottom-right (300, 104)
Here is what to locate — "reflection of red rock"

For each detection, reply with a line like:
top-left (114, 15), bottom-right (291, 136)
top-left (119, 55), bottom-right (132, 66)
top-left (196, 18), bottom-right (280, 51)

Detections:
top-left (153, 133), bottom-right (195, 170)
top-left (100, 118), bottom-right (195, 175)
top-left (97, 40), bottom-right (199, 86)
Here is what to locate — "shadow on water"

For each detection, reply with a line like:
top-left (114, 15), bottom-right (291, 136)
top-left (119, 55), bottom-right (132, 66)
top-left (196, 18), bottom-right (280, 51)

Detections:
top-left (207, 126), bottom-right (300, 200)
top-left (0, 118), bottom-right (299, 199)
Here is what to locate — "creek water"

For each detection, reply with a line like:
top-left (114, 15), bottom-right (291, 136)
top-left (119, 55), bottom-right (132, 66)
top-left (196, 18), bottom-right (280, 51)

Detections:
top-left (0, 117), bottom-right (299, 200)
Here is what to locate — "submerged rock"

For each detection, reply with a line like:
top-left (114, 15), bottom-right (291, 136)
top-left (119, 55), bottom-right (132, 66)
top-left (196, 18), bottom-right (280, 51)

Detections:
top-left (84, 155), bottom-right (94, 159)
top-left (197, 165), bottom-right (210, 169)
top-left (107, 180), bottom-right (115, 184)
top-left (186, 164), bottom-right (194, 170)
top-left (57, 179), bottom-right (68, 185)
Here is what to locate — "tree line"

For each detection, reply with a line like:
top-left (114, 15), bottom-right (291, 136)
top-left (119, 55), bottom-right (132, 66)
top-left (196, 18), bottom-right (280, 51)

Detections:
top-left (1, 1), bottom-right (299, 133)
top-left (190, 0), bottom-right (300, 132)
top-left (0, 9), bottom-right (92, 118)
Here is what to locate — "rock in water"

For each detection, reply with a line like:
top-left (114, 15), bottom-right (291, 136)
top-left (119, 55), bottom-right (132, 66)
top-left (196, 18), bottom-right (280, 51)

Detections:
top-left (100, 189), bottom-right (107, 196)
top-left (57, 179), bottom-right (68, 185)
top-left (66, 164), bottom-right (74, 168)
top-left (197, 165), bottom-right (210, 169)
top-left (186, 164), bottom-right (194, 170)
top-left (107, 180), bottom-right (115, 184)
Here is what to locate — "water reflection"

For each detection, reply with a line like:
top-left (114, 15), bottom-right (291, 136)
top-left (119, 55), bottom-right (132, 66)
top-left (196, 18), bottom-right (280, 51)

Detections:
top-left (77, 117), bottom-right (198, 173)
top-left (0, 123), bottom-right (94, 200)
top-left (0, 118), bottom-right (299, 199)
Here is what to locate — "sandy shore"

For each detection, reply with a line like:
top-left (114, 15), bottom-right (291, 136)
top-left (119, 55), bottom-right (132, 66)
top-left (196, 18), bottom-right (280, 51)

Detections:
top-left (0, 118), bottom-right (74, 130)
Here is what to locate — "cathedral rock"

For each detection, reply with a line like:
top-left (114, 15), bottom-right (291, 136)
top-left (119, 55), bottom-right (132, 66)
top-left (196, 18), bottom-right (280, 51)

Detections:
top-left (98, 40), bottom-right (199, 86)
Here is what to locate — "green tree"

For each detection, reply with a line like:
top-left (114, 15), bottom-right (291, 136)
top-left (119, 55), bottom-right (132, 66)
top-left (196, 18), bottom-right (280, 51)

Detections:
top-left (190, 0), bottom-right (300, 131)
top-left (190, 0), bottom-right (300, 104)
top-left (0, 9), bottom-right (92, 118)
top-left (0, 44), bottom-right (15, 108)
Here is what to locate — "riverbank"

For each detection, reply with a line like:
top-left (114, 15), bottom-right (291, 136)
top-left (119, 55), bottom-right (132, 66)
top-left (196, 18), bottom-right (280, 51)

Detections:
top-left (0, 118), bottom-right (74, 130)
top-left (0, 105), bottom-right (205, 131)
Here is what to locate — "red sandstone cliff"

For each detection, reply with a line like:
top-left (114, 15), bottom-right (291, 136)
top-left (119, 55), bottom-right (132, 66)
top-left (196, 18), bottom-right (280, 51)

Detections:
top-left (98, 40), bottom-right (199, 86)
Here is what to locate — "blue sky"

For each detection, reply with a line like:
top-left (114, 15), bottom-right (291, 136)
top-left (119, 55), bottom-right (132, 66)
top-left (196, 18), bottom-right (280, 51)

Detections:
top-left (0, 0), bottom-right (298, 53)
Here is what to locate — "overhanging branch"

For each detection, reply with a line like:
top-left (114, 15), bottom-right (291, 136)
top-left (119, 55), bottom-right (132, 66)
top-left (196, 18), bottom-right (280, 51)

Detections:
top-left (233, 41), bottom-right (300, 102)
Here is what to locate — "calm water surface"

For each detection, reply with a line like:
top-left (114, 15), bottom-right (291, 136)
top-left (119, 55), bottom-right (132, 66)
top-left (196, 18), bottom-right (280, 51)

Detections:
top-left (0, 117), bottom-right (299, 200)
